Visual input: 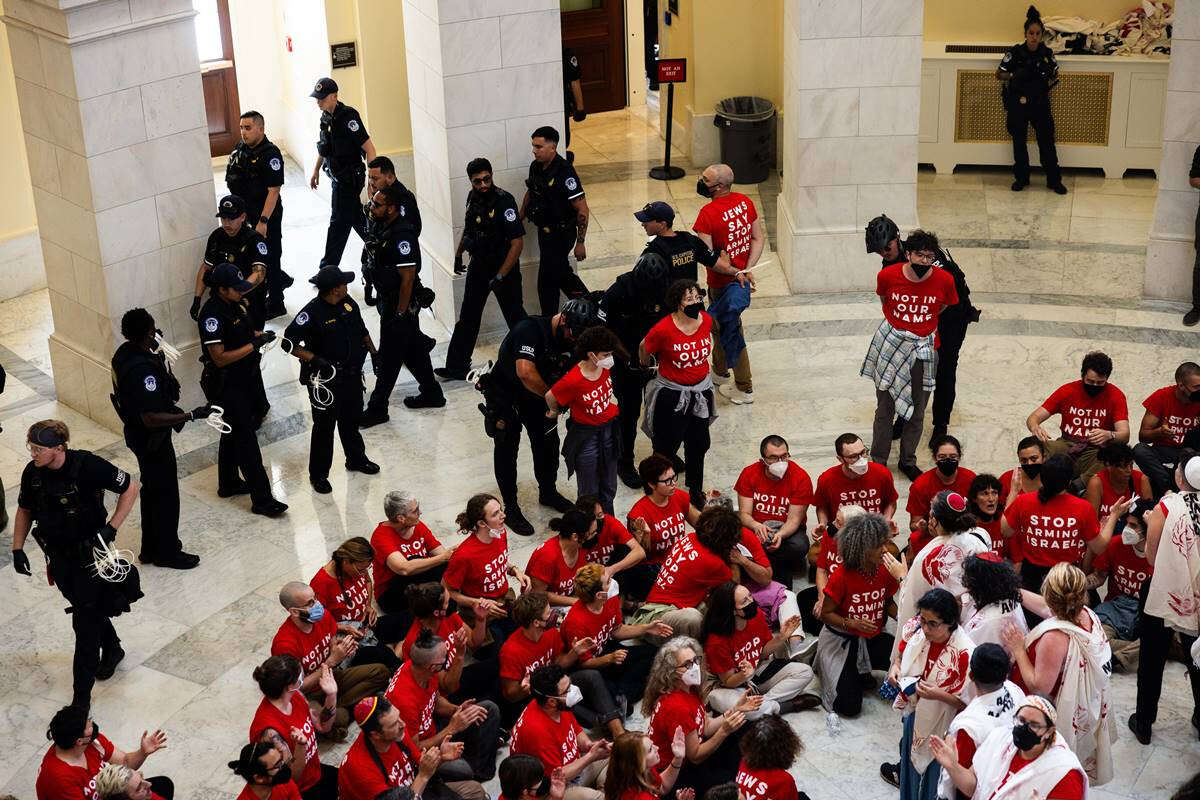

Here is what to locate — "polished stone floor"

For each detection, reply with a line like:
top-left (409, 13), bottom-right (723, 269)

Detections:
top-left (0, 107), bottom-right (1198, 799)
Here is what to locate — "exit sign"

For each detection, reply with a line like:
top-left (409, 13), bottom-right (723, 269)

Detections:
top-left (656, 58), bottom-right (687, 84)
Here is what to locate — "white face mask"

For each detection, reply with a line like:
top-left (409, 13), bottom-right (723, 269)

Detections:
top-left (487, 525), bottom-right (504, 541)
top-left (766, 460), bottom-right (788, 479)
top-left (847, 458), bottom-right (869, 476)
top-left (564, 684), bottom-right (583, 707)
top-left (681, 663), bottom-right (702, 687)
top-left (1121, 527), bottom-right (1143, 546)
top-left (594, 354), bottom-right (615, 370)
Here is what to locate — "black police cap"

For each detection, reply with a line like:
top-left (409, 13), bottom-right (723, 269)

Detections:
top-left (310, 77), bottom-right (338, 99)
top-left (216, 195), bottom-right (246, 218)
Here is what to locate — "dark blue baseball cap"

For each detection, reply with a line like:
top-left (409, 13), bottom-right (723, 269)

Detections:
top-left (634, 201), bottom-right (675, 224)
top-left (209, 262), bottom-right (254, 293)
top-left (216, 195), bottom-right (246, 218)
top-left (310, 77), bottom-right (338, 98)
top-left (310, 265), bottom-right (355, 290)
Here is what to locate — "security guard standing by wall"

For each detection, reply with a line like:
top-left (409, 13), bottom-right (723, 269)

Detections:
top-left (361, 182), bottom-right (445, 426)
top-left (436, 157), bottom-right (527, 381)
top-left (11, 419), bottom-right (141, 706)
top-left (226, 110), bottom-right (291, 318)
top-left (283, 265), bottom-right (381, 494)
top-left (198, 263), bottom-right (287, 517)
top-left (111, 308), bottom-right (212, 570)
top-left (521, 125), bottom-right (590, 316)
top-left (361, 156), bottom-right (420, 307)
top-left (310, 77), bottom-right (377, 268)
top-left (997, 6), bottom-right (1066, 194)
top-left (562, 47), bottom-right (586, 154)
top-left (191, 195), bottom-right (270, 329)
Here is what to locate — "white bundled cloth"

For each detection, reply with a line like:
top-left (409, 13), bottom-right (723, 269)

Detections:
top-left (1023, 607), bottom-right (1114, 785)
top-left (895, 617), bottom-right (975, 772)
top-left (968, 726), bottom-right (1087, 800)
top-left (936, 681), bottom-right (1026, 800)
top-left (1145, 491), bottom-right (1200, 639)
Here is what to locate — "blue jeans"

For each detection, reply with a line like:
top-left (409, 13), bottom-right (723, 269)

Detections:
top-left (899, 712), bottom-right (942, 800)
top-left (573, 422), bottom-right (619, 514)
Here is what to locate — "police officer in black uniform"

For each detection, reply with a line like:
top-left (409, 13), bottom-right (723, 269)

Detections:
top-left (436, 157), bottom-right (527, 381)
top-left (310, 77), bottom-right (377, 268)
top-left (481, 297), bottom-right (600, 536)
top-left (225, 110), bottom-right (291, 318)
top-left (635, 201), bottom-right (729, 282)
top-left (562, 47), bottom-right (586, 154)
top-left (283, 265), bottom-right (381, 494)
top-left (11, 419), bottom-right (141, 706)
top-left (521, 126), bottom-right (590, 316)
top-left (998, 6), bottom-right (1066, 194)
top-left (361, 182), bottom-right (445, 426)
top-left (111, 309), bottom-right (213, 569)
top-left (191, 195), bottom-right (270, 329)
top-left (361, 156), bottom-right (420, 307)
top-left (198, 263), bottom-right (287, 517)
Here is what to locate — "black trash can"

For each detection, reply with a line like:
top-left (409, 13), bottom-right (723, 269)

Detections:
top-left (713, 96), bottom-right (776, 184)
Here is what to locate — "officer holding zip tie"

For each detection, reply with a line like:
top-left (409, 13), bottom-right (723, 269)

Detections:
top-left (111, 308), bottom-right (214, 570)
top-left (283, 265), bottom-right (381, 494)
top-left (11, 419), bottom-right (141, 707)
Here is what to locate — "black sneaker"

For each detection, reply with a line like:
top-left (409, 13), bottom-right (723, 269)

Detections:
top-left (1128, 713), bottom-right (1151, 745)
top-left (538, 490), bottom-right (574, 513)
top-left (280, 271), bottom-right (295, 289)
top-left (900, 463), bottom-right (922, 482)
top-left (155, 551), bottom-right (201, 570)
top-left (618, 462), bottom-right (641, 489)
top-left (434, 367), bottom-right (469, 381)
top-left (252, 499), bottom-right (289, 517)
top-left (346, 459), bottom-right (380, 475)
top-left (218, 481), bottom-right (251, 498)
top-left (311, 477), bottom-right (333, 494)
top-left (360, 409), bottom-right (390, 428)
top-left (1011, 180), bottom-right (1028, 192)
top-left (404, 393), bottom-right (446, 409)
top-left (95, 646), bottom-right (125, 680)
top-left (879, 762), bottom-right (901, 788)
top-left (1049, 183), bottom-right (1068, 195)
top-left (505, 506), bottom-right (535, 536)
top-left (1185, 308), bottom-right (1200, 327)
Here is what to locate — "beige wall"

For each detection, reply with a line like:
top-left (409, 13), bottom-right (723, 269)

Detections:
top-left (356, 0), bottom-right (412, 162)
top-left (0, 19), bottom-right (37, 240)
top-left (924, 0), bottom-right (1142, 42)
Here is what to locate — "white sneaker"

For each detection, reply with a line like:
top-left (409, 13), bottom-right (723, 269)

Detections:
top-left (711, 370), bottom-right (731, 386)
top-left (718, 383), bottom-right (754, 404)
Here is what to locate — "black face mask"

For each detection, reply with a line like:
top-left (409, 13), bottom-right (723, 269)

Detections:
top-left (1188, 389), bottom-right (1200, 403)
top-left (696, 178), bottom-right (712, 198)
top-left (1012, 721), bottom-right (1043, 751)
top-left (738, 600), bottom-right (759, 620)
top-left (910, 262), bottom-right (932, 278)
top-left (1082, 383), bottom-right (1105, 397)
top-left (936, 458), bottom-right (959, 477)
top-left (683, 302), bottom-right (703, 319)
top-left (1020, 463), bottom-right (1042, 479)
top-left (580, 534), bottom-right (600, 550)
top-left (269, 765), bottom-right (293, 786)
top-left (437, 598), bottom-right (459, 618)
top-left (826, 522), bottom-right (839, 538)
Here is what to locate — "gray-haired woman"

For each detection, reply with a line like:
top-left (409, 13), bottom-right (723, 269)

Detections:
top-left (369, 490), bottom-right (456, 638)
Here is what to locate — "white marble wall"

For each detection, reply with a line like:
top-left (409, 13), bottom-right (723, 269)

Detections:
top-left (2, 0), bottom-right (212, 428)
top-left (1145, 0), bottom-right (1200, 303)
top-left (777, 0), bottom-right (924, 294)
top-left (402, 0), bottom-right (562, 332)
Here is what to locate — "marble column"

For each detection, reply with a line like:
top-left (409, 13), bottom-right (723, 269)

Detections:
top-left (1144, 1), bottom-right (1200, 305)
top-left (401, 0), bottom-right (563, 332)
top-left (776, 0), bottom-right (924, 293)
top-left (1, 0), bottom-right (213, 428)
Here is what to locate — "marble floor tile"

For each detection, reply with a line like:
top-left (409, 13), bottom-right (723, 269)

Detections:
top-left (1072, 192), bottom-right (1158, 221)
top-left (990, 248), bottom-right (1066, 293)
top-left (987, 210), bottom-right (1073, 241)
top-left (1069, 215), bottom-right (1152, 246)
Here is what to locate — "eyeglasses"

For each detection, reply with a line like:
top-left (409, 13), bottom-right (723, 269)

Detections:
top-left (470, 176), bottom-right (492, 186)
top-left (841, 450), bottom-right (868, 462)
top-left (26, 443), bottom-right (53, 456)
top-left (1019, 717), bottom-right (1049, 733)
top-left (654, 475), bottom-right (678, 485)
top-left (762, 454), bottom-right (790, 464)
top-left (676, 657), bottom-right (697, 670)
top-left (918, 616), bottom-right (947, 629)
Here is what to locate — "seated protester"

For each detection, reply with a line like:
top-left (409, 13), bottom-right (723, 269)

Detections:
top-left (1003, 564), bottom-right (1114, 785)
top-left (510, 665), bottom-right (612, 800)
top-left (734, 434), bottom-right (814, 587)
top-left (309, 537), bottom-right (399, 672)
top-left (734, 716), bottom-right (806, 800)
top-left (1086, 498), bottom-right (1152, 673)
top-left (701, 581), bottom-right (819, 717)
top-left (527, 509), bottom-right (595, 606)
top-left (1085, 441), bottom-right (1151, 521)
top-left (814, 512), bottom-right (901, 718)
top-left (370, 490), bottom-right (454, 621)
top-left (385, 631), bottom-right (501, 786)
top-left (443, 493), bottom-right (531, 644)
top-left (702, 787), bottom-right (738, 800)
top-left (248, 655), bottom-right (336, 800)
top-left (1000, 436), bottom-right (1046, 509)
top-left (797, 504), bottom-right (866, 636)
top-left (36, 706), bottom-right (169, 800)
top-left (562, 563), bottom-right (671, 715)
top-left (961, 553), bottom-right (1027, 648)
top-left (1132, 361), bottom-right (1200, 498)
top-left (905, 435), bottom-right (977, 559)
top-left (967, 474), bottom-right (1008, 560)
top-left (497, 754), bottom-right (568, 800)
top-left (338, 695), bottom-right (473, 800)
top-left (630, 505), bottom-right (742, 641)
top-left (935, 644), bottom-right (1026, 800)
top-left (271, 581), bottom-right (390, 738)
top-left (229, 740), bottom-right (303, 800)
top-left (576, 494), bottom-right (646, 580)
top-left (930, 695), bottom-right (1087, 800)
top-left (880, 588), bottom-right (971, 795)
top-left (604, 729), bottom-right (688, 800)
top-left (625, 454), bottom-right (700, 601)
top-left (94, 764), bottom-right (172, 800)
top-left (642, 636), bottom-right (760, 798)
top-left (728, 520), bottom-right (801, 648)
top-left (1026, 350), bottom-right (1129, 481)
top-left (814, 432), bottom-right (900, 523)
top-left (400, 582), bottom-right (488, 699)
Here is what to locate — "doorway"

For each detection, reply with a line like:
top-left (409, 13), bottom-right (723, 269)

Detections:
top-left (193, 0), bottom-right (241, 157)
top-left (561, 0), bottom-right (626, 113)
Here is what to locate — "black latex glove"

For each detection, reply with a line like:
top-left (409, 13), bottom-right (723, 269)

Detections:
top-left (573, 109), bottom-right (587, 123)
top-left (99, 524), bottom-right (117, 544)
top-left (189, 405), bottom-right (213, 421)
top-left (310, 356), bottom-right (332, 373)
top-left (253, 331), bottom-right (277, 350)
top-left (12, 549), bottom-right (30, 576)
top-left (453, 254), bottom-right (466, 275)
top-left (189, 296), bottom-right (203, 320)
top-left (488, 272), bottom-right (506, 291)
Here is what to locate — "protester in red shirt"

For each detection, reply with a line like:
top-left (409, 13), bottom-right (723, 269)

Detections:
top-left (526, 508), bottom-right (595, 605)
top-left (576, 494), bottom-right (646, 581)
top-left (336, 695), bottom-right (450, 800)
top-left (248, 655), bottom-right (333, 799)
top-left (1027, 351), bottom-right (1129, 482)
top-left (813, 433), bottom-right (899, 523)
top-left (370, 490), bottom-right (454, 616)
top-left (1085, 441), bottom-right (1151, 522)
top-left (735, 715), bottom-right (804, 800)
top-left (93, 764), bottom-right (168, 800)
top-left (399, 582), bottom-right (487, 698)
top-left (1088, 498), bottom-right (1151, 673)
top-left (906, 434), bottom-right (977, 559)
top-left (796, 503), bottom-right (868, 636)
top-left (640, 280), bottom-right (717, 509)
top-left (36, 705), bottom-right (169, 800)
top-left (308, 537), bottom-right (398, 672)
top-left (1133, 362), bottom-right (1200, 498)
top-left (495, 754), bottom-right (568, 800)
top-left (229, 740), bottom-right (303, 800)
top-left (967, 473), bottom-right (1009, 560)
top-left (734, 434), bottom-right (814, 586)
top-left (603, 729), bottom-right (688, 800)
top-left (624, 454), bottom-right (700, 601)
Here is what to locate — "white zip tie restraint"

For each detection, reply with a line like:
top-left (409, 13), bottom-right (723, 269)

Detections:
top-left (259, 334), bottom-right (280, 353)
top-left (205, 405), bottom-right (233, 434)
top-left (152, 333), bottom-right (181, 367)
top-left (92, 533), bottom-right (133, 583)
top-left (309, 364), bottom-right (337, 410)
top-left (466, 360), bottom-right (493, 385)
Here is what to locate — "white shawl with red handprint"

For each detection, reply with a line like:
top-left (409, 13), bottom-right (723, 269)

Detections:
top-left (897, 616), bottom-right (974, 772)
top-left (1145, 492), bottom-right (1200, 637)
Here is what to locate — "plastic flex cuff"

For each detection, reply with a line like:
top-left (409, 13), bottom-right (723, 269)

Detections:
top-left (206, 405), bottom-right (233, 434)
top-left (91, 533), bottom-right (133, 583)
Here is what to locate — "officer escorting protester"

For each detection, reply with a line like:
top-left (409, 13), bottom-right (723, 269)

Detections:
top-left (636, 200), bottom-right (728, 283)
top-left (191, 195), bottom-right (270, 329)
top-left (310, 76), bottom-right (377, 269)
top-left (437, 157), bottom-right (527, 381)
top-left (111, 309), bottom-right (212, 570)
top-left (225, 110), bottom-right (291, 318)
top-left (198, 263), bottom-right (287, 517)
top-left (11, 419), bottom-right (141, 706)
top-left (283, 265), bottom-right (381, 494)
top-left (997, 5), bottom-right (1067, 194)
top-left (521, 126), bottom-right (590, 315)
top-left (361, 156), bottom-right (419, 307)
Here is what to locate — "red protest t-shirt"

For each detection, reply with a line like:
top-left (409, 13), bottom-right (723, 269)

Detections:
top-left (705, 608), bottom-right (772, 675)
top-left (692, 192), bottom-right (759, 288)
top-left (400, 613), bottom-right (466, 663)
top-left (583, 513), bottom-right (633, 565)
top-left (813, 462), bottom-right (898, 519)
top-left (1004, 492), bottom-right (1099, 567)
top-left (1093, 537), bottom-right (1152, 601)
top-left (823, 563), bottom-right (899, 638)
top-left (1096, 467), bottom-right (1146, 518)
top-left (648, 689), bottom-right (705, 765)
top-left (337, 730), bottom-right (420, 800)
top-left (646, 532), bottom-right (733, 608)
top-left (510, 702), bottom-right (583, 771)
top-left (385, 661), bottom-right (438, 740)
top-left (270, 614), bottom-right (336, 676)
top-left (1041, 380), bottom-right (1129, 440)
top-left (906, 466), bottom-right (978, 554)
top-left (249, 692), bottom-right (320, 790)
top-left (236, 783), bottom-right (301, 800)
top-left (736, 762), bottom-right (800, 800)
top-left (370, 521), bottom-right (443, 599)
top-left (1001, 753), bottom-right (1085, 800)
top-left (561, 595), bottom-right (622, 660)
top-left (444, 530), bottom-right (510, 599)
top-left (615, 771), bottom-right (663, 800)
top-left (978, 516), bottom-right (1009, 560)
top-left (309, 567), bottom-right (371, 623)
top-left (816, 527), bottom-right (843, 575)
top-left (739, 527), bottom-right (771, 574)
top-left (876, 263), bottom-right (958, 338)
top-left (642, 313), bottom-right (713, 385)
top-left (628, 490), bottom-right (692, 565)
top-left (552, 364), bottom-right (617, 425)
top-left (499, 628), bottom-right (564, 682)
top-left (734, 460), bottom-right (814, 524)
top-left (526, 538), bottom-right (582, 597)
top-left (1143, 385), bottom-right (1200, 446)
top-left (35, 735), bottom-right (115, 800)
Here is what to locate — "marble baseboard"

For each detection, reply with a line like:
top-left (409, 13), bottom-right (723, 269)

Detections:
top-left (0, 229), bottom-right (46, 301)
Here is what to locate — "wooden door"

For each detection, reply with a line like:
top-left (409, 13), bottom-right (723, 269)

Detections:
top-left (561, 0), bottom-right (626, 112)
top-left (194, 0), bottom-right (241, 157)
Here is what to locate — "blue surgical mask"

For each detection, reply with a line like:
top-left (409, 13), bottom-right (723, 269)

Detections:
top-left (303, 601), bottom-right (326, 623)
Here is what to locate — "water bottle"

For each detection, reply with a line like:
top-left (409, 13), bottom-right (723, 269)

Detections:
top-left (826, 711), bottom-right (842, 736)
